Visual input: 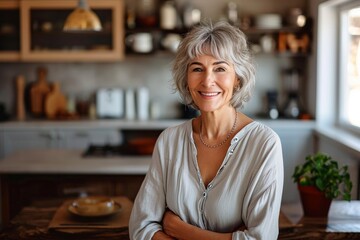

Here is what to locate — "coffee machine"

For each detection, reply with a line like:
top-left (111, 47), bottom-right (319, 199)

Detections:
top-left (282, 68), bottom-right (302, 119)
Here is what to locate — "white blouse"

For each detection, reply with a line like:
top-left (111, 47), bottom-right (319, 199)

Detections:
top-left (129, 120), bottom-right (284, 240)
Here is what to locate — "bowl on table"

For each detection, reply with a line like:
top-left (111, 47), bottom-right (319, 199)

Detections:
top-left (69, 196), bottom-right (121, 217)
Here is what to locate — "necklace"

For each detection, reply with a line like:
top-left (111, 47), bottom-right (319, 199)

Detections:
top-left (199, 110), bottom-right (238, 148)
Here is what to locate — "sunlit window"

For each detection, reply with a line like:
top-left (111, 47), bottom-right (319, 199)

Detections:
top-left (341, 6), bottom-right (360, 128)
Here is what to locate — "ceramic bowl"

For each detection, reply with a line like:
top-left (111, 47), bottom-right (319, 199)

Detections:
top-left (71, 196), bottom-right (115, 215)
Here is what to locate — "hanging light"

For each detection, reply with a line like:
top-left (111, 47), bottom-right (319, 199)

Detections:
top-left (63, 0), bottom-right (102, 31)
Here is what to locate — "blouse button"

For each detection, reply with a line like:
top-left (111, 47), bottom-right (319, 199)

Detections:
top-left (208, 184), bottom-right (213, 189)
top-left (203, 192), bottom-right (207, 197)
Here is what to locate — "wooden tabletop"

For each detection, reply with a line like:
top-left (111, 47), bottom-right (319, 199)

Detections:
top-left (1, 198), bottom-right (360, 239)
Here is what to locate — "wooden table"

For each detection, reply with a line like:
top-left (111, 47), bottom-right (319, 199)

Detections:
top-left (1, 199), bottom-right (360, 239)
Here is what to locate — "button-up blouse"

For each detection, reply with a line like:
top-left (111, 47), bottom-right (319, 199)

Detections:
top-left (129, 120), bottom-right (284, 240)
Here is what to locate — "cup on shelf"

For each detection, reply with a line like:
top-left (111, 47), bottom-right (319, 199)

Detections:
top-left (126, 33), bottom-right (153, 53)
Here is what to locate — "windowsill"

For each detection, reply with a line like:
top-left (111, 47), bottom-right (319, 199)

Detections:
top-left (314, 126), bottom-right (360, 159)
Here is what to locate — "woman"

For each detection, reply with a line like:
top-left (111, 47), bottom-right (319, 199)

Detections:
top-left (129, 21), bottom-right (284, 240)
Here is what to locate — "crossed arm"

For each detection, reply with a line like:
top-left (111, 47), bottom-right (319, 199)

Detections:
top-left (152, 210), bottom-right (234, 240)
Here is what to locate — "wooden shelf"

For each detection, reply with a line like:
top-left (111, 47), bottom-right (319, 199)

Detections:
top-left (0, 0), bottom-right (124, 62)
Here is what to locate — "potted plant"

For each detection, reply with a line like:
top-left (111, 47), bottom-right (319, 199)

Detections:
top-left (292, 152), bottom-right (353, 217)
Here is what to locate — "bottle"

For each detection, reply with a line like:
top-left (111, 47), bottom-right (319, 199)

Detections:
top-left (137, 0), bottom-right (157, 27)
top-left (160, 1), bottom-right (177, 30)
top-left (125, 89), bottom-right (136, 120)
top-left (226, 2), bottom-right (238, 26)
top-left (183, 3), bottom-right (201, 28)
top-left (266, 90), bottom-right (279, 119)
top-left (136, 87), bottom-right (149, 121)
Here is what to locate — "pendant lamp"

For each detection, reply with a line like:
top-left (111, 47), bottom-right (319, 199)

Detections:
top-left (63, 0), bottom-right (102, 31)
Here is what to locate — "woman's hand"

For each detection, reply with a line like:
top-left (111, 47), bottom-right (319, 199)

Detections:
top-left (161, 209), bottom-right (236, 240)
top-left (162, 209), bottom-right (184, 239)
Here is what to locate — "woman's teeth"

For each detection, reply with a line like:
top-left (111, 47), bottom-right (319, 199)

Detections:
top-left (200, 92), bottom-right (219, 96)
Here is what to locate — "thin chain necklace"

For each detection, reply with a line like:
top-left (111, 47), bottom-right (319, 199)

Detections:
top-left (199, 110), bottom-right (238, 148)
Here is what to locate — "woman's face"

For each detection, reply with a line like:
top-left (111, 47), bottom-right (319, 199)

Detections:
top-left (187, 54), bottom-right (238, 112)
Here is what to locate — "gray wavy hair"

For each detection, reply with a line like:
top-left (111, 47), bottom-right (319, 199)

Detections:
top-left (172, 21), bottom-right (255, 109)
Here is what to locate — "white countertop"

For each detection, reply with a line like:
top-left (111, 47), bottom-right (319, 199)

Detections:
top-left (0, 149), bottom-right (151, 175)
top-left (0, 119), bottom-right (316, 130)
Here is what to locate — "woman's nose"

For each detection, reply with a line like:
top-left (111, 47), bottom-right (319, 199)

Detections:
top-left (202, 71), bottom-right (215, 86)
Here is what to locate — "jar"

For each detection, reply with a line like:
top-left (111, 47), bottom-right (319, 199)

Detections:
top-left (160, 1), bottom-right (177, 30)
top-left (137, 0), bottom-right (157, 27)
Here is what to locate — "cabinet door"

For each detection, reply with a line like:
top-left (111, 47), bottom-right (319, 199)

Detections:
top-left (20, 0), bottom-right (124, 62)
top-left (0, 1), bottom-right (20, 61)
top-left (59, 129), bottom-right (121, 149)
top-left (3, 130), bottom-right (59, 157)
top-left (0, 130), bottom-right (4, 159)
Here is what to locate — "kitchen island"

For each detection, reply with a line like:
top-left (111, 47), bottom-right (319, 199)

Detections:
top-left (1, 197), bottom-right (360, 240)
top-left (0, 149), bottom-right (151, 174)
top-left (0, 149), bottom-right (151, 226)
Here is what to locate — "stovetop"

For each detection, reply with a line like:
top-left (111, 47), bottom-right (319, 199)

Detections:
top-left (82, 144), bottom-right (139, 157)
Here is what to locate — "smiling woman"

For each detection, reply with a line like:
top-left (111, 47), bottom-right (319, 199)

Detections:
top-left (187, 55), bottom-right (238, 113)
top-left (129, 21), bottom-right (284, 240)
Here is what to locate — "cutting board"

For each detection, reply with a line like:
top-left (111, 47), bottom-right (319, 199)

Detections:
top-left (16, 75), bottom-right (26, 121)
top-left (45, 82), bottom-right (67, 119)
top-left (30, 67), bottom-right (51, 117)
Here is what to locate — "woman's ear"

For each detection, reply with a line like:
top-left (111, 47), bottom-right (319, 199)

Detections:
top-left (234, 78), bottom-right (241, 91)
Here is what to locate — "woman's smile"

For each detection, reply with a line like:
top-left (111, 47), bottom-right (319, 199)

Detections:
top-left (187, 55), bottom-right (238, 112)
top-left (199, 91), bottom-right (221, 97)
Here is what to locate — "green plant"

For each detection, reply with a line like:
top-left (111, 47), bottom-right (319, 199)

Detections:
top-left (292, 152), bottom-right (353, 200)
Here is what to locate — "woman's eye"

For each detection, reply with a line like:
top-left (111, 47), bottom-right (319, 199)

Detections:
top-left (192, 67), bottom-right (202, 72)
top-left (215, 67), bottom-right (226, 72)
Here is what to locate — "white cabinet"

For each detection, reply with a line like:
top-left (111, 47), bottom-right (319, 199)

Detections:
top-left (1, 128), bottom-right (121, 158)
top-left (2, 130), bottom-right (57, 158)
top-left (59, 129), bottom-right (121, 149)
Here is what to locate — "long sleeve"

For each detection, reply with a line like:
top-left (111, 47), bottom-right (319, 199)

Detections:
top-left (232, 132), bottom-right (284, 240)
top-left (129, 134), bottom-right (167, 240)
top-left (129, 120), bottom-right (284, 240)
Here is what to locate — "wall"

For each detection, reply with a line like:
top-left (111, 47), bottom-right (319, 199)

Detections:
top-left (0, 0), bottom-right (313, 120)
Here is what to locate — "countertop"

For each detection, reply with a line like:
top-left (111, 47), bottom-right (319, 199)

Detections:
top-left (0, 118), bottom-right (316, 130)
top-left (0, 149), bottom-right (151, 175)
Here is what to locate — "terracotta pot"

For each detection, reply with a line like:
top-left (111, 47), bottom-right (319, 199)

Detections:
top-left (298, 184), bottom-right (332, 217)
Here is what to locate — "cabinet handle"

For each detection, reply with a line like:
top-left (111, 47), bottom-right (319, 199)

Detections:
top-left (57, 132), bottom-right (65, 140)
top-left (62, 187), bottom-right (89, 197)
top-left (38, 131), bottom-right (56, 140)
top-left (75, 132), bottom-right (90, 138)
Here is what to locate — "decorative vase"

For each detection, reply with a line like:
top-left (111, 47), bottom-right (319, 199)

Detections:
top-left (298, 184), bottom-right (332, 217)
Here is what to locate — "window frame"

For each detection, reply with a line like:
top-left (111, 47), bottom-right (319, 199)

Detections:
top-left (336, 0), bottom-right (360, 134)
top-left (338, 1), bottom-right (360, 134)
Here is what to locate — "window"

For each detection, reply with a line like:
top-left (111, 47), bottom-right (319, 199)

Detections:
top-left (339, 2), bottom-right (360, 130)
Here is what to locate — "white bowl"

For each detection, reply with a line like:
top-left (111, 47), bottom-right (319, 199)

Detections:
top-left (255, 14), bottom-right (282, 29)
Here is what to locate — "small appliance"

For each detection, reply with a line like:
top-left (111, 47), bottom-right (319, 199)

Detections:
top-left (96, 88), bottom-right (124, 118)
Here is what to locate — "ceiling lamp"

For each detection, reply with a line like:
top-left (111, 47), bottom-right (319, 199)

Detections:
top-left (63, 0), bottom-right (102, 31)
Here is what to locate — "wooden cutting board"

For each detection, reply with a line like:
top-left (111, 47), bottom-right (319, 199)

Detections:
top-left (45, 82), bottom-right (67, 119)
top-left (30, 67), bottom-right (51, 117)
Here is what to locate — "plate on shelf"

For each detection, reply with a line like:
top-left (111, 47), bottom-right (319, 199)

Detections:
top-left (68, 196), bottom-right (122, 217)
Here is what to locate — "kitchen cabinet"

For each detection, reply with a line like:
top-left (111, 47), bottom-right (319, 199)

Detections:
top-left (0, 0), bottom-right (124, 62)
top-left (21, 0), bottom-right (124, 62)
top-left (1, 128), bottom-right (121, 158)
top-left (0, 174), bottom-right (145, 224)
top-left (0, 1), bottom-right (20, 61)
top-left (0, 130), bottom-right (4, 159)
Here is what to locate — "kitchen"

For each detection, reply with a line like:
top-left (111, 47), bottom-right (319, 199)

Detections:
top-left (0, 0), bottom-right (360, 238)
